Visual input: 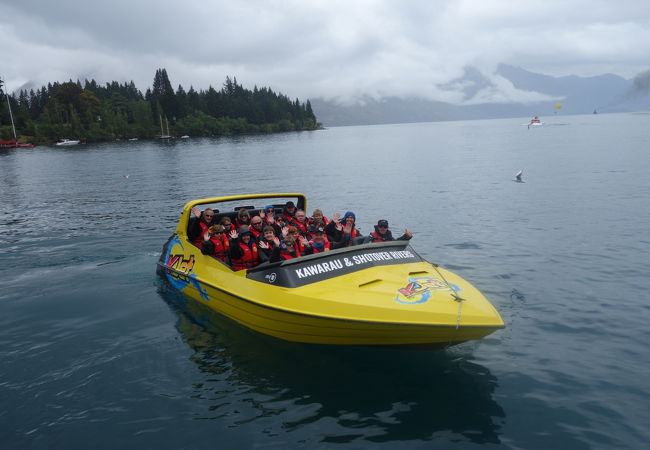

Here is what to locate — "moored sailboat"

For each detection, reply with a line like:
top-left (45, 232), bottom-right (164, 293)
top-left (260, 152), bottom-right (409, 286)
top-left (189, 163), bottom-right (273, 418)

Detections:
top-left (1, 77), bottom-right (34, 149)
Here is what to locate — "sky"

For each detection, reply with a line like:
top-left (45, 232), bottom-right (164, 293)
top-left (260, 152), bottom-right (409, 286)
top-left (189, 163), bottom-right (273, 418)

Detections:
top-left (2, 0), bottom-right (650, 105)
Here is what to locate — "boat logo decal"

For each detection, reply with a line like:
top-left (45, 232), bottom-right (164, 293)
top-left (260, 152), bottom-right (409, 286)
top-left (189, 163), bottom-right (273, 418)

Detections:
top-left (166, 254), bottom-right (195, 276)
top-left (164, 236), bottom-right (196, 290)
top-left (265, 272), bottom-right (277, 283)
top-left (395, 277), bottom-right (461, 304)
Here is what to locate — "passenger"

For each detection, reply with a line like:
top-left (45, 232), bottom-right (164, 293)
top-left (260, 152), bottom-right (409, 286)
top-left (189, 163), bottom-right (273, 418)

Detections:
top-left (290, 209), bottom-right (309, 235)
top-left (220, 216), bottom-right (235, 233)
top-left (234, 209), bottom-right (252, 229)
top-left (282, 201), bottom-right (296, 222)
top-left (200, 225), bottom-right (229, 261)
top-left (309, 208), bottom-right (329, 226)
top-left (261, 205), bottom-right (276, 227)
top-left (284, 225), bottom-right (309, 254)
top-left (249, 215), bottom-right (264, 239)
top-left (272, 214), bottom-right (286, 237)
top-left (228, 226), bottom-right (260, 271)
top-left (270, 236), bottom-right (300, 262)
top-left (189, 207), bottom-right (216, 246)
top-left (325, 211), bottom-right (363, 246)
top-left (304, 224), bottom-right (346, 254)
top-left (369, 219), bottom-right (413, 242)
top-left (257, 225), bottom-right (280, 263)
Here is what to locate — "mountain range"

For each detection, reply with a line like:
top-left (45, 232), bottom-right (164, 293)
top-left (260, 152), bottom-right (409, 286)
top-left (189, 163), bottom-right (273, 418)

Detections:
top-left (311, 64), bottom-right (650, 127)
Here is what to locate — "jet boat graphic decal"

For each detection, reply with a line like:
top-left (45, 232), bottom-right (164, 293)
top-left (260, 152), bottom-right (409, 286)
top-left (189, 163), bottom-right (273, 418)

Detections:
top-left (395, 277), bottom-right (461, 304)
top-left (164, 237), bottom-right (196, 290)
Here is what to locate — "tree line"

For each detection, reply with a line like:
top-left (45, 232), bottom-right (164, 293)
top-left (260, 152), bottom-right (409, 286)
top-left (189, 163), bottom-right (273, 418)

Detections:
top-left (0, 69), bottom-right (320, 143)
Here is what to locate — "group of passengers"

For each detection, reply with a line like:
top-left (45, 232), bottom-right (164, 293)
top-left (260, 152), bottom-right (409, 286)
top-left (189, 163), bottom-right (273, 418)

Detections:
top-left (188, 201), bottom-right (412, 271)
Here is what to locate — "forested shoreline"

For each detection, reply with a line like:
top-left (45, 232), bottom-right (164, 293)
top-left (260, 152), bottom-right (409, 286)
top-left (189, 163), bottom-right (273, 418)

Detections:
top-left (0, 69), bottom-right (320, 144)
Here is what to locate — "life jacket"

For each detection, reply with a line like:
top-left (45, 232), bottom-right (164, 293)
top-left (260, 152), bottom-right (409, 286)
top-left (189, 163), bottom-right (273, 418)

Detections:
top-left (293, 237), bottom-right (306, 254)
top-left (290, 219), bottom-right (308, 234)
top-left (370, 231), bottom-right (387, 243)
top-left (308, 239), bottom-right (330, 253)
top-left (343, 226), bottom-right (358, 246)
top-left (231, 241), bottom-right (259, 271)
top-left (250, 226), bottom-right (262, 239)
top-left (279, 246), bottom-right (300, 260)
top-left (208, 235), bottom-right (230, 261)
top-left (193, 221), bottom-right (210, 246)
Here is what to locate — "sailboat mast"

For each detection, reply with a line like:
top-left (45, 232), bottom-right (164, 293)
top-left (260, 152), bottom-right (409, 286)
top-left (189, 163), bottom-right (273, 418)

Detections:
top-left (1, 77), bottom-right (18, 141)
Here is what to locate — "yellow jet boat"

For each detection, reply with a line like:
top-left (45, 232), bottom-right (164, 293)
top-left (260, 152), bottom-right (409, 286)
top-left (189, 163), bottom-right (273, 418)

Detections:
top-left (157, 193), bottom-right (504, 348)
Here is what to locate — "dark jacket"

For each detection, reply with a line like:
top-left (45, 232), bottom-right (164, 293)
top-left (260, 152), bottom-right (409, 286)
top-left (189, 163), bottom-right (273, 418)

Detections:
top-left (257, 237), bottom-right (278, 263)
top-left (324, 221), bottom-right (363, 246)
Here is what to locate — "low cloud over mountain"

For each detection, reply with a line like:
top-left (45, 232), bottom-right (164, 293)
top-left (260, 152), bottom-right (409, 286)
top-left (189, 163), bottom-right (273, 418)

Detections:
top-left (312, 65), bottom-right (650, 127)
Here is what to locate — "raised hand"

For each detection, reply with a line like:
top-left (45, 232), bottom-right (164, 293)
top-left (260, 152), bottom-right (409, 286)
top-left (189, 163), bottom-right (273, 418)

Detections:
top-left (300, 236), bottom-right (309, 246)
top-left (281, 226), bottom-right (289, 237)
top-left (335, 222), bottom-right (343, 231)
top-left (404, 228), bottom-right (413, 239)
top-left (203, 230), bottom-right (210, 241)
top-left (332, 212), bottom-right (341, 223)
top-left (258, 241), bottom-right (269, 249)
top-left (273, 237), bottom-right (280, 246)
top-left (191, 206), bottom-right (201, 219)
top-left (229, 230), bottom-right (238, 240)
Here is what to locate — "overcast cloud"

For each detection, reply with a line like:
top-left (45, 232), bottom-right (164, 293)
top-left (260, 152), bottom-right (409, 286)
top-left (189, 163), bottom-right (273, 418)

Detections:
top-left (2, 0), bottom-right (650, 105)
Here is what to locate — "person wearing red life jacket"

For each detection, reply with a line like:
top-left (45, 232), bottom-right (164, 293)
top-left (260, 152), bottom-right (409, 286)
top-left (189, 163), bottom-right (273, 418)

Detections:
top-left (220, 216), bottom-right (235, 234)
top-left (249, 215), bottom-right (264, 240)
top-left (285, 225), bottom-right (309, 254)
top-left (229, 226), bottom-right (260, 271)
top-left (369, 219), bottom-right (413, 243)
top-left (234, 209), bottom-right (251, 229)
top-left (281, 201), bottom-right (296, 223)
top-left (270, 236), bottom-right (300, 262)
top-left (325, 211), bottom-right (364, 246)
top-left (189, 207), bottom-right (216, 246)
top-left (288, 209), bottom-right (309, 236)
top-left (309, 209), bottom-right (330, 227)
top-left (200, 225), bottom-right (230, 261)
top-left (261, 205), bottom-right (276, 226)
top-left (304, 223), bottom-right (346, 254)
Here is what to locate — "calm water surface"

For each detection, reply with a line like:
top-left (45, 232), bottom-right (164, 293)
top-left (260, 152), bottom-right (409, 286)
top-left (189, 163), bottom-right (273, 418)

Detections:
top-left (1, 113), bottom-right (649, 449)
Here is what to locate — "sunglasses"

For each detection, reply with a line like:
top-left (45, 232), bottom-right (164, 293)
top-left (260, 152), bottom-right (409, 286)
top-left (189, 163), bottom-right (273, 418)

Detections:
top-left (204, 214), bottom-right (214, 218)
top-left (252, 222), bottom-right (262, 225)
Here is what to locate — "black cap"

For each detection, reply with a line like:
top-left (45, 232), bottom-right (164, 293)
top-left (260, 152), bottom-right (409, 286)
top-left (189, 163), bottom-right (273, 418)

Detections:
top-left (285, 201), bottom-right (295, 208)
top-left (377, 219), bottom-right (389, 227)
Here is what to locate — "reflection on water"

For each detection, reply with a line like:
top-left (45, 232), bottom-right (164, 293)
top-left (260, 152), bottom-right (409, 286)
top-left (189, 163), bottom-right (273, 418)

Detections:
top-left (157, 281), bottom-right (505, 445)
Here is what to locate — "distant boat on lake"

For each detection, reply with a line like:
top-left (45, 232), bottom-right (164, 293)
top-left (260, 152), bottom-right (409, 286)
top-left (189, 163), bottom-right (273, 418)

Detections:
top-left (527, 116), bottom-right (543, 129)
top-left (55, 139), bottom-right (80, 147)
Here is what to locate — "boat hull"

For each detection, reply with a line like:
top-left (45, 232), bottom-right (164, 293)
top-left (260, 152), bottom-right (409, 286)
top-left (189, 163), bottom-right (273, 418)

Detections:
top-left (158, 236), bottom-right (504, 347)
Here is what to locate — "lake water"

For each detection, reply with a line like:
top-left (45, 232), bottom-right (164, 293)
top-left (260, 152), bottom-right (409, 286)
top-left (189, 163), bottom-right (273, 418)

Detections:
top-left (1, 113), bottom-right (649, 449)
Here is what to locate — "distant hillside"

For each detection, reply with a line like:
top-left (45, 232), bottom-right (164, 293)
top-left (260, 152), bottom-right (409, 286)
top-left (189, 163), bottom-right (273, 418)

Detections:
top-left (311, 65), bottom-right (650, 127)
